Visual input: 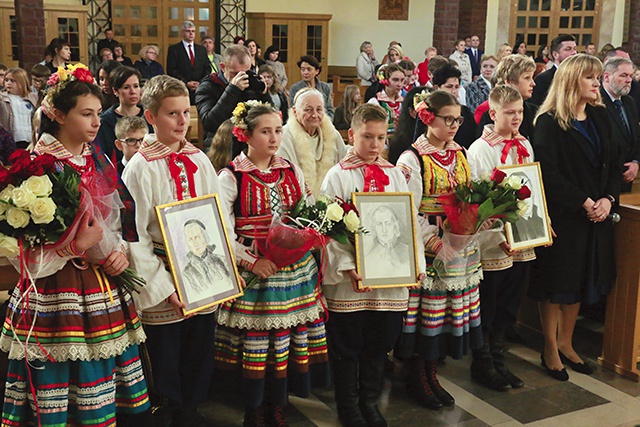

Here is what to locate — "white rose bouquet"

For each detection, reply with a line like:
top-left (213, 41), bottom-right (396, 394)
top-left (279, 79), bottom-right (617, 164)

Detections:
top-left (0, 150), bottom-right (80, 257)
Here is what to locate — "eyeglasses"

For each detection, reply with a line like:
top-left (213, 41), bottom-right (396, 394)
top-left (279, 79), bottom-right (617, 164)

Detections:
top-left (119, 137), bottom-right (144, 146)
top-left (435, 114), bottom-right (464, 127)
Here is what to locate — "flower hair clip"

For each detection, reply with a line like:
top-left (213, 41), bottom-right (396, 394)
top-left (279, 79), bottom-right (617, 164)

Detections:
top-left (376, 64), bottom-right (389, 86)
top-left (231, 100), bottom-right (266, 143)
top-left (42, 63), bottom-right (96, 120)
top-left (413, 90), bottom-right (435, 125)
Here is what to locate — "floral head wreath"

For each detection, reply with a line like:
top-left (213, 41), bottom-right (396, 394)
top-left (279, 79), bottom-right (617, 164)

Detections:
top-left (231, 100), bottom-right (266, 142)
top-left (413, 90), bottom-right (435, 125)
top-left (41, 63), bottom-right (96, 120)
top-left (377, 64), bottom-right (389, 86)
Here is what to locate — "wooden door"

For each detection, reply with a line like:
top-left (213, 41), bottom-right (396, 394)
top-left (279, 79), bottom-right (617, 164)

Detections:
top-left (46, 9), bottom-right (89, 65)
top-left (0, 8), bottom-right (19, 68)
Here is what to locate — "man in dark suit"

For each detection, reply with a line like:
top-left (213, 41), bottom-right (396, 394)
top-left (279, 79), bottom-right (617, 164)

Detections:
top-left (464, 35), bottom-right (484, 80)
top-left (603, 47), bottom-right (640, 115)
top-left (97, 29), bottom-right (119, 57)
top-left (529, 34), bottom-right (577, 107)
top-left (601, 56), bottom-right (640, 192)
top-left (167, 21), bottom-right (210, 104)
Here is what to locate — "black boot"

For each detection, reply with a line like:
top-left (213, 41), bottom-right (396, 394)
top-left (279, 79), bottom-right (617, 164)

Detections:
top-left (244, 405), bottom-right (267, 427)
top-left (491, 329), bottom-right (524, 389)
top-left (265, 404), bottom-right (289, 427)
top-left (471, 338), bottom-right (511, 392)
top-left (406, 357), bottom-right (443, 409)
top-left (332, 358), bottom-right (368, 427)
top-left (425, 359), bottom-right (455, 406)
top-left (358, 359), bottom-right (388, 427)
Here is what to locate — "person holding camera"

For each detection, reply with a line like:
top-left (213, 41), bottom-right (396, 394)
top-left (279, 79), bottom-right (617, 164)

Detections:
top-left (196, 44), bottom-right (272, 151)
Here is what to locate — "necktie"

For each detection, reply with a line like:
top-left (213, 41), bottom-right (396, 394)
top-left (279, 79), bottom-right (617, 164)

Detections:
top-left (168, 152), bottom-right (198, 200)
top-left (501, 138), bottom-right (530, 164)
top-left (613, 99), bottom-right (630, 133)
top-left (188, 44), bottom-right (195, 66)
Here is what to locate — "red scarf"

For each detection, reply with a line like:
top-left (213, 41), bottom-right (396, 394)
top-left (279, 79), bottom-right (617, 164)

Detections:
top-left (364, 164), bottom-right (390, 192)
top-left (168, 152), bottom-right (198, 200)
top-left (501, 139), bottom-right (530, 164)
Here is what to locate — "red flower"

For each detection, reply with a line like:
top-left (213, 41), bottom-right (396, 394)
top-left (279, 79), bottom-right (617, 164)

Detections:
top-left (33, 154), bottom-right (58, 173)
top-left (0, 168), bottom-right (10, 186)
top-left (73, 67), bottom-right (95, 84)
top-left (8, 149), bottom-right (30, 165)
top-left (517, 185), bottom-right (531, 200)
top-left (46, 73), bottom-right (59, 86)
top-left (232, 126), bottom-right (248, 142)
top-left (418, 109), bottom-right (435, 126)
top-left (490, 168), bottom-right (506, 184)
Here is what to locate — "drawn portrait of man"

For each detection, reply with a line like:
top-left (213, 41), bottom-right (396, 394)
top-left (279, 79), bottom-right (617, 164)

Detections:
top-left (363, 204), bottom-right (411, 279)
top-left (182, 219), bottom-right (234, 300)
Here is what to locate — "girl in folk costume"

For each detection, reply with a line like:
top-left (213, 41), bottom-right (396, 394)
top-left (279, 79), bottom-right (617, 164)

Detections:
top-left (367, 63), bottom-right (405, 137)
top-left (0, 65), bottom-right (151, 426)
top-left (320, 104), bottom-right (426, 427)
top-left (278, 88), bottom-right (347, 197)
top-left (395, 90), bottom-right (483, 409)
top-left (215, 102), bottom-right (328, 427)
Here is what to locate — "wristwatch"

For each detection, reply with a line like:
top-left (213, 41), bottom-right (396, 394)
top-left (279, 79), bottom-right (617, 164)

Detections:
top-left (606, 194), bottom-right (616, 204)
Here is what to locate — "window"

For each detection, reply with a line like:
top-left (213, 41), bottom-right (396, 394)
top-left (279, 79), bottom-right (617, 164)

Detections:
top-left (510, 0), bottom-right (600, 55)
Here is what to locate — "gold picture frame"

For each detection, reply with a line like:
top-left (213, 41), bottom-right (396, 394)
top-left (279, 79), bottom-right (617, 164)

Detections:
top-left (498, 162), bottom-right (553, 251)
top-left (353, 192), bottom-right (420, 289)
top-left (155, 194), bottom-right (243, 315)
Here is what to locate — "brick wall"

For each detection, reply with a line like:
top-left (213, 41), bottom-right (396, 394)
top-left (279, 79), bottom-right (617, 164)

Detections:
top-left (15, 0), bottom-right (46, 71)
top-left (432, 0), bottom-right (460, 56)
top-left (458, 0), bottom-right (488, 51)
top-left (629, 0), bottom-right (640, 64)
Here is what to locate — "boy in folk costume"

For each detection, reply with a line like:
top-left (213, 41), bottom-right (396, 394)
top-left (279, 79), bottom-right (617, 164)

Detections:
top-left (123, 75), bottom-right (235, 427)
top-left (467, 85), bottom-right (536, 391)
top-left (321, 103), bottom-right (425, 427)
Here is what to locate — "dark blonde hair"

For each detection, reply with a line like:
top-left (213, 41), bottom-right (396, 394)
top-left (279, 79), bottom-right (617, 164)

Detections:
top-left (339, 85), bottom-right (361, 125)
top-left (494, 54), bottom-right (536, 85)
top-left (245, 103), bottom-right (279, 133)
top-left (141, 75), bottom-right (189, 114)
top-left (207, 119), bottom-right (233, 170)
top-left (351, 103), bottom-right (387, 130)
top-left (535, 54), bottom-right (603, 130)
top-left (115, 116), bottom-right (147, 140)
top-left (6, 68), bottom-right (30, 98)
top-left (488, 85), bottom-right (522, 110)
top-left (258, 64), bottom-right (280, 94)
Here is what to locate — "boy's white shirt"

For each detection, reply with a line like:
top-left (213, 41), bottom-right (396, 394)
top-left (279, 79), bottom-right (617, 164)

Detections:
top-left (319, 151), bottom-right (426, 312)
top-left (122, 134), bottom-right (231, 319)
top-left (467, 124), bottom-right (536, 270)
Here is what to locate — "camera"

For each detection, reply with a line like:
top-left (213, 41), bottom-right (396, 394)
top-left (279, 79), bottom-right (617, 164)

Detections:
top-left (245, 69), bottom-right (266, 93)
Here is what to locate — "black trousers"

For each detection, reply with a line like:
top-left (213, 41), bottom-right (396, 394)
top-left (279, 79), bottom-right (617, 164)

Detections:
top-left (144, 313), bottom-right (217, 409)
top-left (479, 262), bottom-right (530, 333)
top-left (326, 310), bottom-right (403, 363)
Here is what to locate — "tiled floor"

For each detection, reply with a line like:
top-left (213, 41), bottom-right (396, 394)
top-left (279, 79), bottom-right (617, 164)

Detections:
top-left (200, 320), bottom-right (640, 427)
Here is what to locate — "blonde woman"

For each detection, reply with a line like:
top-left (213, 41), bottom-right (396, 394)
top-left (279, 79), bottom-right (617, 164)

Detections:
top-left (530, 54), bottom-right (621, 381)
top-left (497, 43), bottom-right (513, 61)
top-left (0, 68), bottom-right (38, 148)
top-left (133, 45), bottom-right (164, 81)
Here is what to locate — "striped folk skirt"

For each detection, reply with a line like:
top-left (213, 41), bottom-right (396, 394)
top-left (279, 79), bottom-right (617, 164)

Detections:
top-left (215, 252), bottom-right (328, 379)
top-left (0, 261), bottom-right (149, 426)
top-left (399, 245), bottom-right (484, 360)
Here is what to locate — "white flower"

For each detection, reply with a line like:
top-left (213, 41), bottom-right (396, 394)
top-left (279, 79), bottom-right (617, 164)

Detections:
top-left (28, 197), bottom-right (57, 224)
top-left (0, 234), bottom-right (19, 257)
top-left (0, 185), bottom-right (15, 203)
top-left (11, 187), bottom-right (36, 208)
top-left (22, 175), bottom-right (53, 197)
top-left (5, 208), bottom-right (30, 228)
top-left (325, 203), bottom-right (344, 222)
top-left (344, 210), bottom-right (360, 233)
top-left (504, 175), bottom-right (523, 190)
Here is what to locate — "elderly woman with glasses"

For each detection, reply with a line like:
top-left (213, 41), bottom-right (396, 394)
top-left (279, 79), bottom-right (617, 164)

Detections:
top-left (133, 45), bottom-right (164, 81)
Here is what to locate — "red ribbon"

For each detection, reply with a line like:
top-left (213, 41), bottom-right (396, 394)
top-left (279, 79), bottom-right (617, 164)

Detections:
top-left (364, 164), bottom-right (390, 192)
top-left (501, 139), bottom-right (530, 164)
top-left (168, 152), bottom-right (198, 200)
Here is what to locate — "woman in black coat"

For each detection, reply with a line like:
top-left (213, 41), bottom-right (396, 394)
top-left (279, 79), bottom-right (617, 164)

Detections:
top-left (530, 54), bottom-right (622, 381)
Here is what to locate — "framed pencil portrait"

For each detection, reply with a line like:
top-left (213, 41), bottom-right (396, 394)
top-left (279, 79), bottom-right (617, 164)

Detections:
top-left (352, 192), bottom-right (420, 289)
top-left (498, 162), bottom-right (553, 251)
top-left (155, 194), bottom-right (243, 315)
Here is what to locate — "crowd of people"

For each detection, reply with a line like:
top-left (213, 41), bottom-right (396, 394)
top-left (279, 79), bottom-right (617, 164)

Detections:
top-left (0, 19), bottom-right (637, 427)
